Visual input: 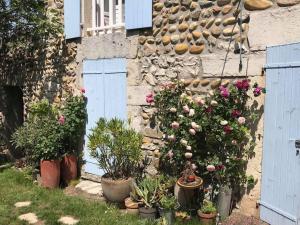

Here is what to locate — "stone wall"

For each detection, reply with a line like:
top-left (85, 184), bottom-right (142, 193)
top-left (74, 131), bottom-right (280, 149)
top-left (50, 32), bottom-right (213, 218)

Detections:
top-left (76, 0), bottom-right (300, 217)
top-left (0, 0), bottom-right (80, 157)
top-left (124, 0), bottom-right (300, 218)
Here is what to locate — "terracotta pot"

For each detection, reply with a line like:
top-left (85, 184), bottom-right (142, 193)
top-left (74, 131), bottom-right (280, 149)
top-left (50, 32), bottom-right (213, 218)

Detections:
top-left (101, 176), bottom-right (134, 202)
top-left (61, 154), bottom-right (78, 184)
top-left (40, 160), bottom-right (60, 188)
top-left (139, 207), bottom-right (157, 219)
top-left (197, 210), bottom-right (217, 225)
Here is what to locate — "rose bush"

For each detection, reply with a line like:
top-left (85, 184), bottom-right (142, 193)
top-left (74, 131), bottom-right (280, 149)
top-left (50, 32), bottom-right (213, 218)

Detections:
top-left (148, 79), bottom-right (264, 188)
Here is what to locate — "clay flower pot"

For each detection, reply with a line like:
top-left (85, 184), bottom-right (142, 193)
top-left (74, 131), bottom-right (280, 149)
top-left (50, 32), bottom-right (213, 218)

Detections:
top-left (101, 176), bottom-right (134, 203)
top-left (40, 159), bottom-right (60, 188)
top-left (61, 154), bottom-right (78, 184)
top-left (125, 197), bottom-right (139, 215)
top-left (197, 210), bottom-right (217, 225)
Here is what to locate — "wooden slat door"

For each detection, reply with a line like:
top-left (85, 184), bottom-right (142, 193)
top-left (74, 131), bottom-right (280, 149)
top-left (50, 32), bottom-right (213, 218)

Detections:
top-left (261, 43), bottom-right (300, 225)
top-left (83, 58), bottom-right (127, 176)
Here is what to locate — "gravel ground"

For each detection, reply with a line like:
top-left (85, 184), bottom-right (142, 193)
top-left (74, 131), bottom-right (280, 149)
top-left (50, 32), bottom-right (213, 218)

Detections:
top-left (222, 213), bottom-right (269, 225)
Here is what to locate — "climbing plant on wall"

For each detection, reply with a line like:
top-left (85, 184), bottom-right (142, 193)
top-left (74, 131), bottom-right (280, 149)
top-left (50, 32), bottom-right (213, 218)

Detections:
top-left (0, 0), bottom-right (62, 80)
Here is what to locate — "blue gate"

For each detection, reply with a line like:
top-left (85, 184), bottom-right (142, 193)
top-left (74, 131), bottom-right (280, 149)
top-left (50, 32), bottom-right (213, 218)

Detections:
top-left (83, 58), bottom-right (127, 176)
top-left (261, 43), bottom-right (300, 225)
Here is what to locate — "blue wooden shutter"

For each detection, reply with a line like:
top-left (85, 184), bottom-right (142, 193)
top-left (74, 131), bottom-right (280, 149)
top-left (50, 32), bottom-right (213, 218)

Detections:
top-left (103, 58), bottom-right (127, 120)
top-left (64, 0), bottom-right (81, 39)
top-left (125, 0), bottom-right (153, 30)
top-left (83, 60), bottom-right (105, 176)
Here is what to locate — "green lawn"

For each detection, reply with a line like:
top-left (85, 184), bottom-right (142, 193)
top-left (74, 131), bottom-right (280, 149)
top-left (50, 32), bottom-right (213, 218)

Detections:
top-left (0, 168), bottom-right (201, 225)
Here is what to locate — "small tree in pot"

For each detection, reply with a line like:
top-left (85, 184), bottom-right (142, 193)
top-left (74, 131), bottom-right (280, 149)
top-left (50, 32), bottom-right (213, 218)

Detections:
top-left (60, 94), bottom-right (87, 184)
top-left (88, 118), bottom-right (143, 202)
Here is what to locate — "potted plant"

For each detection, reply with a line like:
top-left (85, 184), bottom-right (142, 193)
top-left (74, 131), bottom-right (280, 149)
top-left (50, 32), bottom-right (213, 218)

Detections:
top-left (88, 118), bottom-right (143, 202)
top-left (197, 200), bottom-right (217, 225)
top-left (159, 194), bottom-right (178, 225)
top-left (12, 100), bottom-right (63, 188)
top-left (60, 95), bottom-right (87, 184)
top-left (132, 176), bottom-right (160, 219)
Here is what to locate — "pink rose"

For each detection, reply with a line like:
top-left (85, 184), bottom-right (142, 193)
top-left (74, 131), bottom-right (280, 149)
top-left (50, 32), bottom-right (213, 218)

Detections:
top-left (171, 121), bottom-right (180, 129)
top-left (167, 150), bottom-right (174, 159)
top-left (192, 163), bottom-right (198, 171)
top-left (238, 117), bottom-right (246, 125)
top-left (146, 93), bottom-right (154, 104)
top-left (58, 115), bottom-right (65, 125)
top-left (189, 128), bottom-right (196, 135)
top-left (80, 88), bottom-right (86, 94)
top-left (167, 135), bottom-right (176, 142)
top-left (183, 105), bottom-right (190, 113)
top-left (195, 97), bottom-right (205, 106)
top-left (206, 165), bottom-right (216, 172)
top-left (191, 122), bottom-right (200, 131)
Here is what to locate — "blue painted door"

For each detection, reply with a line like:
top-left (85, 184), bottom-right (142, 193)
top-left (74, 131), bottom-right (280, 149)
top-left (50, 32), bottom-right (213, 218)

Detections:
top-left (83, 58), bottom-right (127, 176)
top-left (261, 43), bottom-right (300, 225)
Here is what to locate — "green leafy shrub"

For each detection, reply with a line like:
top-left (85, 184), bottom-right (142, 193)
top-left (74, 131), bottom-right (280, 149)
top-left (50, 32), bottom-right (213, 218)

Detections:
top-left (12, 100), bottom-right (63, 164)
top-left (60, 95), bottom-right (87, 155)
top-left (88, 118), bottom-right (143, 179)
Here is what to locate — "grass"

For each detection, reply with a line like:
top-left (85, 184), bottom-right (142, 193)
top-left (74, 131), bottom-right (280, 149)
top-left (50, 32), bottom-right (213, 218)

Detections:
top-left (0, 168), bottom-right (202, 225)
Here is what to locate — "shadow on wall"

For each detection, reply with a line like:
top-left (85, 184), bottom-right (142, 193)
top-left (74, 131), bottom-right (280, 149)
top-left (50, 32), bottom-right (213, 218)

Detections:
top-left (0, 86), bottom-right (24, 159)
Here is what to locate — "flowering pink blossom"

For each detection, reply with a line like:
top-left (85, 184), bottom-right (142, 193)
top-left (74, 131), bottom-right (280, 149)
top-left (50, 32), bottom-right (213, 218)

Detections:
top-left (189, 109), bottom-right (195, 117)
top-left (58, 115), bottom-right (65, 125)
top-left (211, 100), bottom-right (218, 106)
top-left (189, 128), bottom-right (196, 135)
top-left (185, 152), bottom-right (193, 159)
top-left (195, 97), bottom-right (205, 106)
top-left (231, 109), bottom-right (241, 118)
top-left (80, 88), bottom-right (86, 94)
top-left (171, 121), bottom-right (180, 129)
top-left (180, 139), bottom-right (188, 146)
top-left (224, 125), bottom-right (232, 134)
top-left (238, 116), bottom-right (246, 125)
top-left (167, 150), bottom-right (174, 158)
top-left (169, 107), bottom-right (177, 113)
top-left (191, 122), bottom-right (200, 131)
top-left (146, 93), bottom-right (154, 104)
top-left (207, 165), bottom-right (216, 172)
top-left (216, 164), bottom-right (225, 170)
top-left (253, 87), bottom-right (262, 97)
top-left (205, 107), bottom-right (213, 113)
top-left (183, 105), bottom-right (190, 113)
top-left (235, 79), bottom-right (250, 90)
top-left (167, 135), bottom-right (176, 142)
top-left (219, 86), bottom-right (230, 98)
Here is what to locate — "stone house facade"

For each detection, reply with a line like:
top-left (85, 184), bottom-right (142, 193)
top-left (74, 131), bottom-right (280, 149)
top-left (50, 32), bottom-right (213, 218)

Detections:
top-left (1, 0), bottom-right (300, 220)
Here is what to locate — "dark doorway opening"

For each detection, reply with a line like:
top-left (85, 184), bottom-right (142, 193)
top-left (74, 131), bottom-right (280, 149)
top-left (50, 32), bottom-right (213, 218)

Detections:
top-left (0, 86), bottom-right (24, 159)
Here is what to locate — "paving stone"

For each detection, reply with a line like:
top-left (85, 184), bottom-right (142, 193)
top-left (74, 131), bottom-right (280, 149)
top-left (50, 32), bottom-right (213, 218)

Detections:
top-left (75, 180), bottom-right (103, 196)
top-left (58, 216), bottom-right (79, 225)
top-left (18, 213), bottom-right (39, 224)
top-left (15, 201), bottom-right (31, 208)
